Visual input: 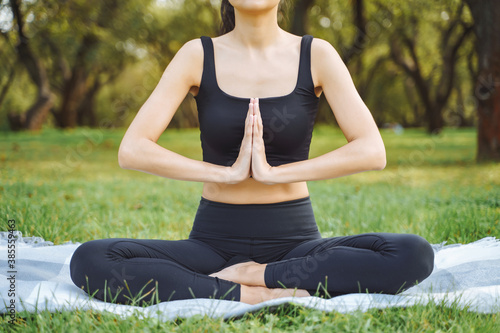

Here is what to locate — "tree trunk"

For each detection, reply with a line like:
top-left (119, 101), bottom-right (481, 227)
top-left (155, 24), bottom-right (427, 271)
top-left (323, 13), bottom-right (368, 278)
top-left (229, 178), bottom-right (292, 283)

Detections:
top-left (465, 0), bottom-right (500, 161)
top-left (0, 65), bottom-right (15, 106)
top-left (6, 0), bottom-right (54, 131)
top-left (54, 66), bottom-right (88, 128)
top-left (290, 0), bottom-right (314, 35)
top-left (52, 34), bottom-right (98, 128)
top-left (427, 106), bottom-right (445, 134)
top-left (8, 92), bottom-right (53, 130)
top-left (77, 77), bottom-right (101, 127)
top-left (342, 0), bottom-right (367, 64)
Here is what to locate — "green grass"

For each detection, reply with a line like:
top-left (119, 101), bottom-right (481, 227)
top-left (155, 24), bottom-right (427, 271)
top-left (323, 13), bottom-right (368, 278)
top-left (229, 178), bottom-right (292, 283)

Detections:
top-left (1, 125), bottom-right (499, 331)
top-left (2, 301), bottom-right (499, 332)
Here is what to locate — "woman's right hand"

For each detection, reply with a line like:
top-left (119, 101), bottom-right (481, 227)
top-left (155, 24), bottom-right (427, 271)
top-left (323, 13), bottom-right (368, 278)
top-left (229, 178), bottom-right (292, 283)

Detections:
top-left (225, 98), bottom-right (255, 184)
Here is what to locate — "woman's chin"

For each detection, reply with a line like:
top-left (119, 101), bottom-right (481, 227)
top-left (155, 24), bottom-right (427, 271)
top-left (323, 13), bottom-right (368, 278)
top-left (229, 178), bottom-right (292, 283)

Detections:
top-left (230, 0), bottom-right (280, 13)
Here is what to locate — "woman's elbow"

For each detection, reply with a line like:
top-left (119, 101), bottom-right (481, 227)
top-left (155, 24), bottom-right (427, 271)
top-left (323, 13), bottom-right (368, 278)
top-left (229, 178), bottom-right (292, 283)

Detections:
top-left (371, 146), bottom-right (386, 170)
top-left (362, 138), bottom-right (386, 170)
top-left (118, 141), bottom-right (135, 169)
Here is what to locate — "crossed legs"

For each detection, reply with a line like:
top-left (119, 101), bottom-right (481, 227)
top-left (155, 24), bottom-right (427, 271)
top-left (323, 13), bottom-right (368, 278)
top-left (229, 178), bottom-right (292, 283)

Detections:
top-left (70, 233), bottom-right (434, 305)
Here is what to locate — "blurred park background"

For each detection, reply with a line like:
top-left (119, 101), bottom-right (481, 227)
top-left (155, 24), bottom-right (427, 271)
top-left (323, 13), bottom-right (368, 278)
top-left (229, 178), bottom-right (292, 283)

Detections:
top-left (0, 0), bottom-right (499, 245)
top-left (1, 2), bottom-right (499, 329)
top-left (0, 0), bottom-right (499, 161)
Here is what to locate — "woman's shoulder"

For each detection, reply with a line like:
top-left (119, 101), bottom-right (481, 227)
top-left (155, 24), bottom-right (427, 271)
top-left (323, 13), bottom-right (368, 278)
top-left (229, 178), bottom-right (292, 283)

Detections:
top-left (310, 36), bottom-right (343, 68)
top-left (166, 38), bottom-right (204, 91)
top-left (309, 36), bottom-right (339, 56)
top-left (309, 37), bottom-right (345, 89)
top-left (176, 38), bottom-right (204, 59)
top-left (167, 38), bottom-right (204, 73)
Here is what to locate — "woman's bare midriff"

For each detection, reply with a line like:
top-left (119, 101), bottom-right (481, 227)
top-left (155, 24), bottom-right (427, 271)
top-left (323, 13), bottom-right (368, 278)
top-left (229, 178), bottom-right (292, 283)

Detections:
top-left (202, 178), bottom-right (309, 204)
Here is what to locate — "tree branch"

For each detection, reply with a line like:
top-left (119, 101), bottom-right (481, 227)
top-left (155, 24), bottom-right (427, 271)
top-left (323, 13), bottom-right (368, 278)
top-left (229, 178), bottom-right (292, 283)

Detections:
top-left (343, 0), bottom-right (367, 64)
top-left (39, 30), bottom-right (71, 84)
top-left (390, 30), bottom-right (433, 112)
top-left (8, 0), bottom-right (46, 90)
top-left (437, 21), bottom-right (474, 105)
top-left (0, 65), bottom-right (15, 106)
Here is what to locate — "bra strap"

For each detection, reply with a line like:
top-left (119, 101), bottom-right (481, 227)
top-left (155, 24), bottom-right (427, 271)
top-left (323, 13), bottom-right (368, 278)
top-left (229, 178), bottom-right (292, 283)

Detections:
top-left (199, 36), bottom-right (217, 89)
top-left (298, 34), bottom-right (315, 91)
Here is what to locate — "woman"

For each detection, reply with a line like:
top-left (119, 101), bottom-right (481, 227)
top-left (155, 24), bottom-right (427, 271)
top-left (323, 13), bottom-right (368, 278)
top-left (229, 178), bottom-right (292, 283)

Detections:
top-left (70, 0), bottom-right (434, 305)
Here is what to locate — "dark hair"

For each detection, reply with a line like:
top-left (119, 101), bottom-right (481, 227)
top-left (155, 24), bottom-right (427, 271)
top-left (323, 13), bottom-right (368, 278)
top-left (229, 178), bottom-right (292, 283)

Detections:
top-left (220, 0), bottom-right (236, 35)
top-left (219, 0), bottom-right (289, 36)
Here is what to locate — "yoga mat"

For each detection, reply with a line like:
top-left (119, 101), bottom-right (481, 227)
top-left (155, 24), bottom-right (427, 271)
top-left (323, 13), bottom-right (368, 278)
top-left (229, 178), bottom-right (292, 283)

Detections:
top-left (1, 231), bottom-right (499, 321)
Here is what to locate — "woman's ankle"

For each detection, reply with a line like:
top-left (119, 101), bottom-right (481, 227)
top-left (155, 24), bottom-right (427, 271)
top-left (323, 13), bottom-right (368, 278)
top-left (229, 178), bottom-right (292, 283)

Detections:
top-left (245, 262), bottom-right (267, 286)
top-left (210, 261), bottom-right (267, 286)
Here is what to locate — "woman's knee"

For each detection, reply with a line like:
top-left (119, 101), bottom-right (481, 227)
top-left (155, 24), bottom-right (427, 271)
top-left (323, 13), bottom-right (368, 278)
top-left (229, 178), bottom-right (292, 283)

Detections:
top-left (70, 239), bottom-right (113, 287)
top-left (397, 234), bottom-right (435, 284)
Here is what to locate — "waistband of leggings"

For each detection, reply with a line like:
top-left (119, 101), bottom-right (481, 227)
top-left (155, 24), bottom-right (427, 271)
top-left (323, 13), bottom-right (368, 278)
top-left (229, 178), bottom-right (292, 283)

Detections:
top-left (190, 195), bottom-right (320, 238)
top-left (199, 195), bottom-right (312, 208)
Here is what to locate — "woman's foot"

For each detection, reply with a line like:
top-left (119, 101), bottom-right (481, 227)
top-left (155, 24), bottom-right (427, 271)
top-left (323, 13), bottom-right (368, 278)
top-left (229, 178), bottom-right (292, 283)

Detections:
top-left (209, 261), bottom-right (267, 286)
top-left (240, 285), bottom-right (310, 305)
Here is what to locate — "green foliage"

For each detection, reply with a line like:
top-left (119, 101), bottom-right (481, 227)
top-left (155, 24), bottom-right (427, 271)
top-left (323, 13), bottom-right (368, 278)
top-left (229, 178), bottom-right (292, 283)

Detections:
top-left (0, 0), bottom-right (481, 130)
top-left (308, 0), bottom-right (476, 128)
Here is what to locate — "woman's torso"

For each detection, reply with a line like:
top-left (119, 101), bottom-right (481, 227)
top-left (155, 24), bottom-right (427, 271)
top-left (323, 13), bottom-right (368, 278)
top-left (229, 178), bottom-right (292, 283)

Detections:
top-left (190, 31), bottom-right (322, 204)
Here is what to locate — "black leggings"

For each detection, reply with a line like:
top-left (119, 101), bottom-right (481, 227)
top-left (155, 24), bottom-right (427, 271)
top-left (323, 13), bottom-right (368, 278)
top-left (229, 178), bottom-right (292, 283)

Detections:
top-left (70, 196), bottom-right (435, 304)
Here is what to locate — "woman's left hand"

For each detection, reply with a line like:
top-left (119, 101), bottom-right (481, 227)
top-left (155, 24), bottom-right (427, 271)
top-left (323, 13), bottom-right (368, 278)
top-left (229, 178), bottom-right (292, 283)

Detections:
top-left (250, 98), bottom-right (277, 185)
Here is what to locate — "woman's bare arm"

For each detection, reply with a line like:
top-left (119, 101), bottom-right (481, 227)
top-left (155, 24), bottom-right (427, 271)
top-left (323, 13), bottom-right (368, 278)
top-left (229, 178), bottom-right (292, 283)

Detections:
top-left (118, 39), bottom-right (251, 183)
top-left (265, 38), bottom-right (386, 184)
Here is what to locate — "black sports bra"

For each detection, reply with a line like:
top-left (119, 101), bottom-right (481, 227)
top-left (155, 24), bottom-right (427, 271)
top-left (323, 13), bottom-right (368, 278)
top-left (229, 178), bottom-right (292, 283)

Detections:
top-left (194, 35), bottom-right (320, 167)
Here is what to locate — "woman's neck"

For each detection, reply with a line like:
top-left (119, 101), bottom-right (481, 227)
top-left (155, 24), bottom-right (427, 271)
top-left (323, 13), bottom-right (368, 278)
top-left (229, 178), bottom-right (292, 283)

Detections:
top-left (230, 6), bottom-right (282, 50)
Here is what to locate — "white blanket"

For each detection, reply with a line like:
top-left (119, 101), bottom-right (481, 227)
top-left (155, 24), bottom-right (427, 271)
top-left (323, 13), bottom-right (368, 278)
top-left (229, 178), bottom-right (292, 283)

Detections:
top-left (1, 231), bottom-right (500, 321)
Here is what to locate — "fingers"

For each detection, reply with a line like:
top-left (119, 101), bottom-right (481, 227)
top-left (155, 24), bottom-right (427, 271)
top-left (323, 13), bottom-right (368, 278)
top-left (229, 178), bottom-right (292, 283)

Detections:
top-left (252, 98), bottom-right (263, 140)
top-left (243, 100), bottom-right (254, 141)
top-left (253, 97), bottom-right (260, 118)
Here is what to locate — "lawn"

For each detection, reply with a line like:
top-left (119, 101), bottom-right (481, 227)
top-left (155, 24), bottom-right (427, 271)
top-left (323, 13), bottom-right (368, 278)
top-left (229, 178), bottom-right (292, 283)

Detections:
top-left (1, 125), bottom-right (499, 331)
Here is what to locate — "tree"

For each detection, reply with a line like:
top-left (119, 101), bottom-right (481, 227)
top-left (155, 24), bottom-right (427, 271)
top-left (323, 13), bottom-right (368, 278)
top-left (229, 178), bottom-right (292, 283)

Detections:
top-left (4, 0), bottom-right (54, 130)
top-left (464, 0), bottom-right (500, 161)
top-left (381, 1), bottom-right (473, 133)
top-left (49, 2), bottom-right (119, 128)
top-left (2, 0), bottom-right (153, 130)
top-left (0, 38), bottom-right (16, 109)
